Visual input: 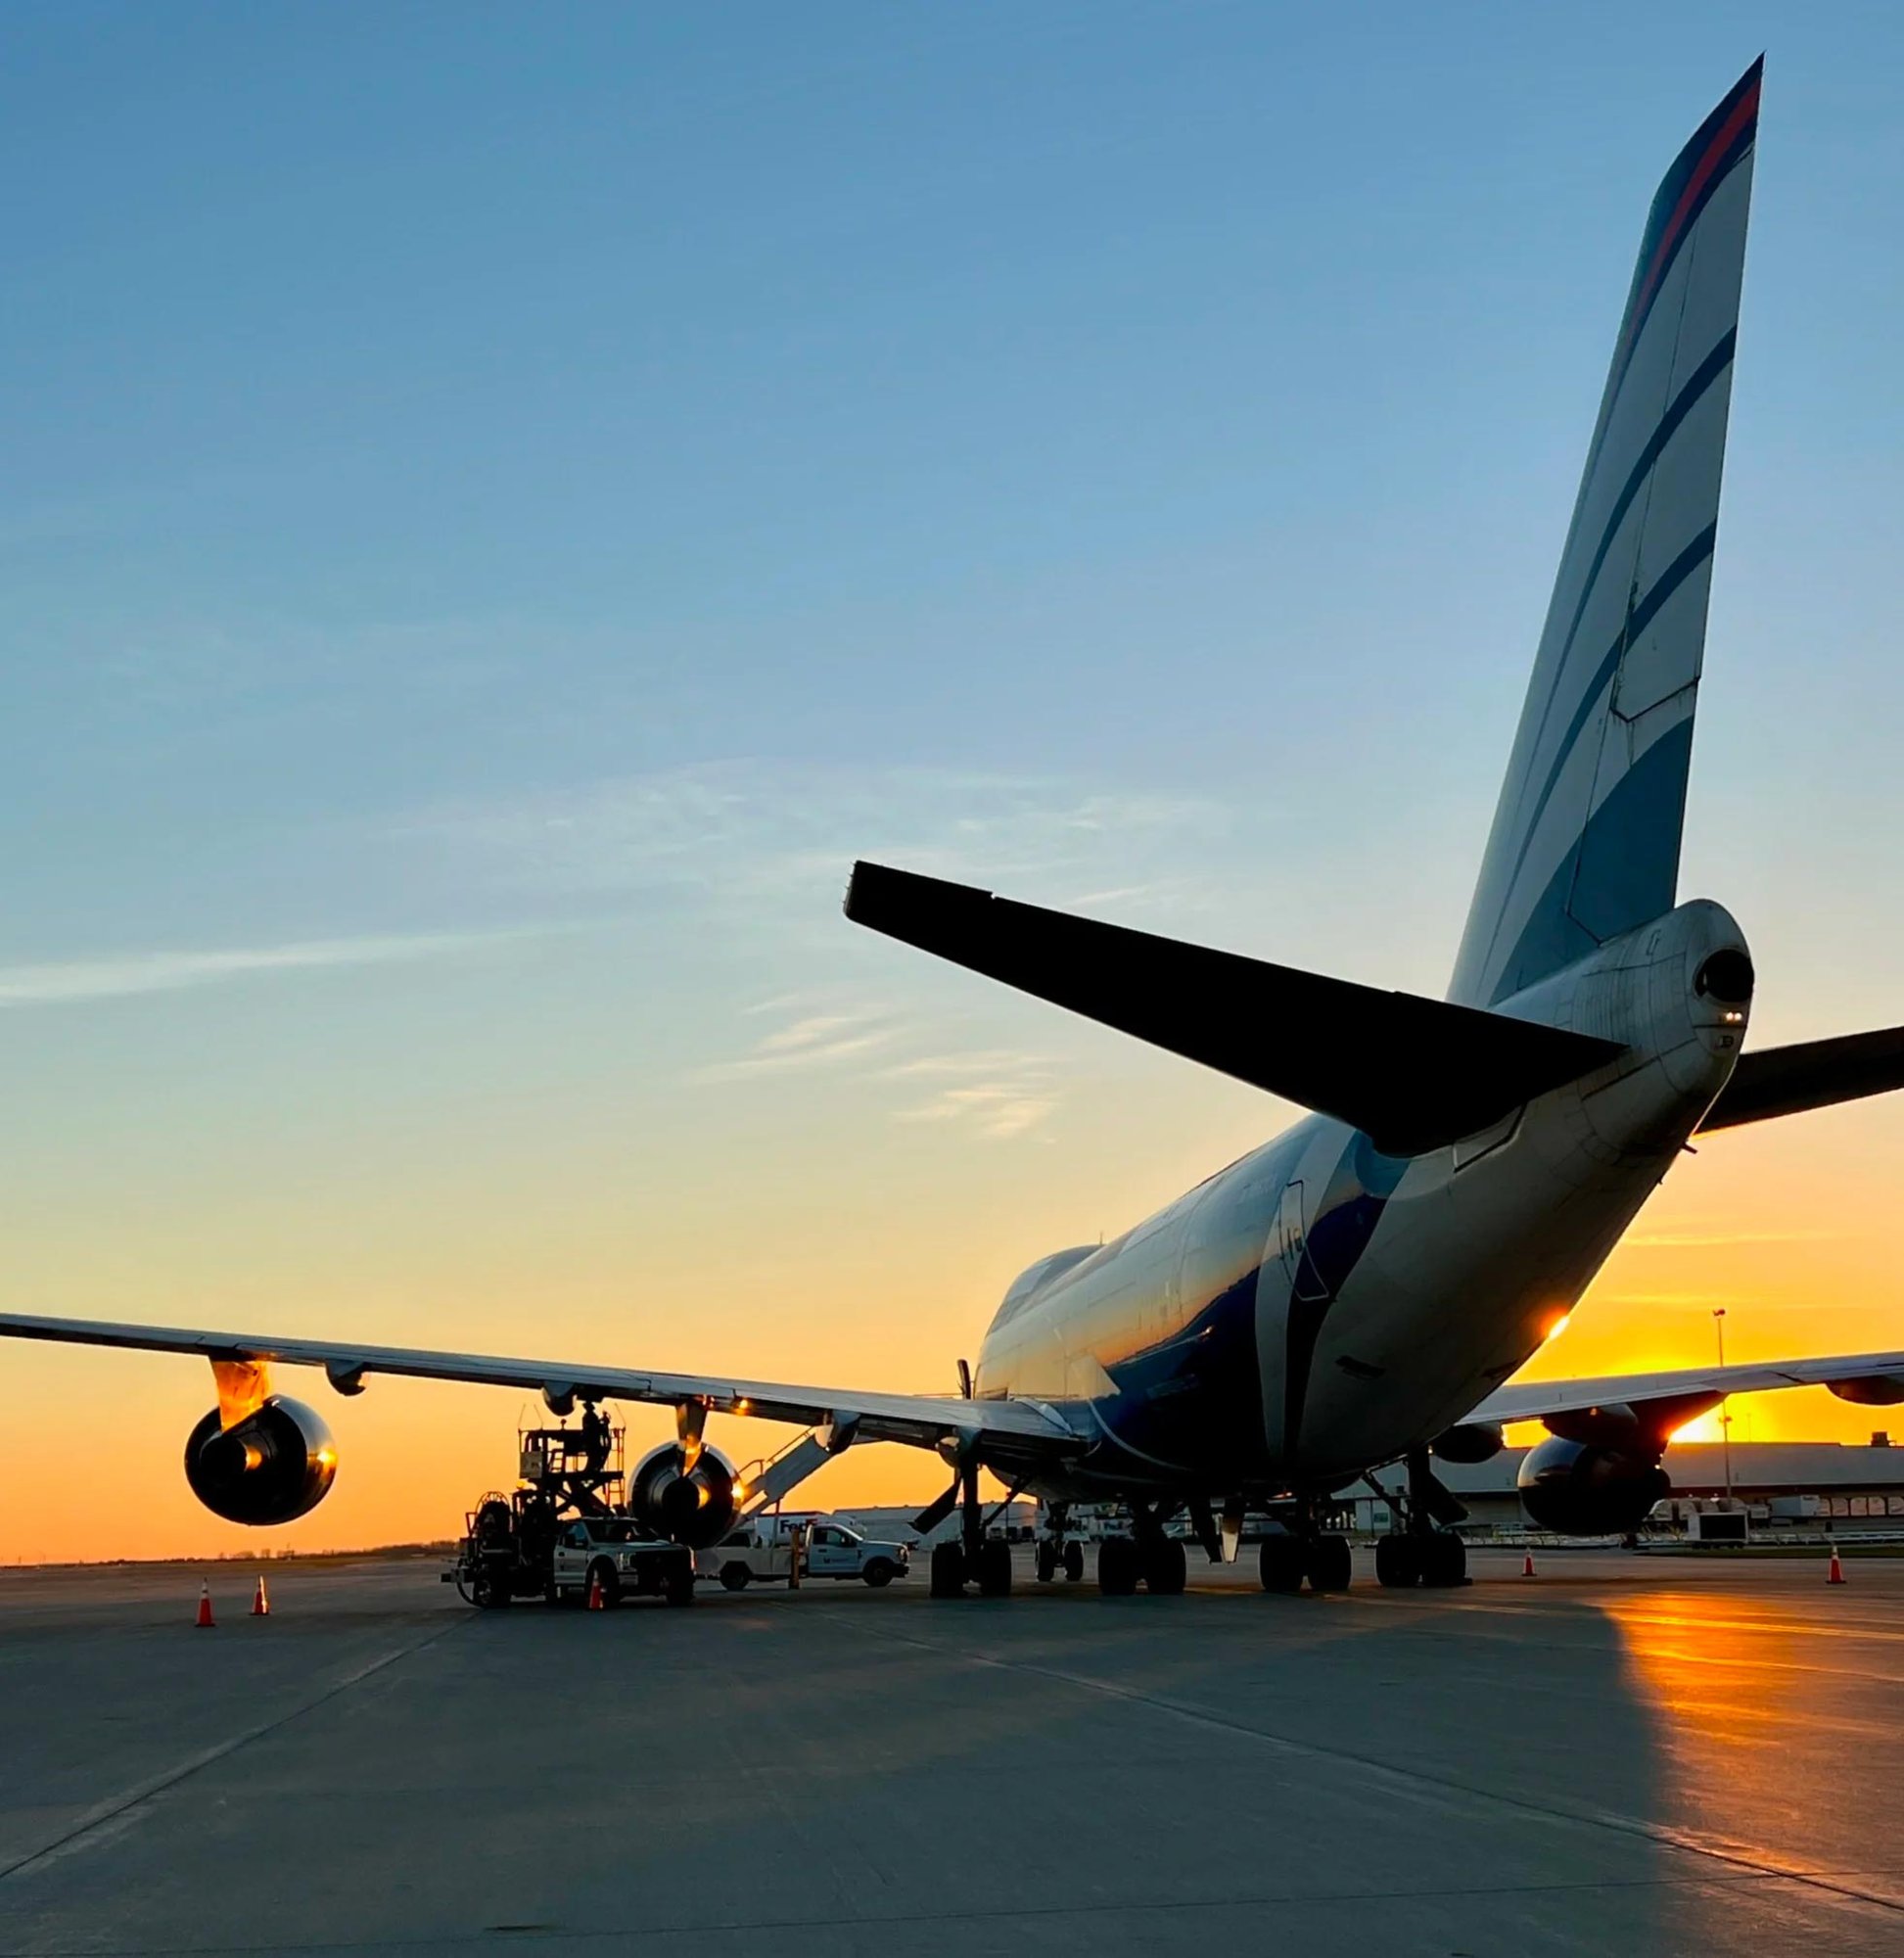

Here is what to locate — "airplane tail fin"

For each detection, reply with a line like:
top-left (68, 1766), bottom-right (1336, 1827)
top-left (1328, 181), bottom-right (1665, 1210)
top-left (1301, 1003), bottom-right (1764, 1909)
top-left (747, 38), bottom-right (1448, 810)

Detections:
top-left (1449, 60), bottom-right (1762, 1009)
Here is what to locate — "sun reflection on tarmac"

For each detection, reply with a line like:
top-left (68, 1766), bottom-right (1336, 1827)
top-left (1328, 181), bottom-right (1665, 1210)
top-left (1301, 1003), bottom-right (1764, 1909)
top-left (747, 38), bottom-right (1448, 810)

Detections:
top-left (1598, 1575), bottom-right (1904, 1892)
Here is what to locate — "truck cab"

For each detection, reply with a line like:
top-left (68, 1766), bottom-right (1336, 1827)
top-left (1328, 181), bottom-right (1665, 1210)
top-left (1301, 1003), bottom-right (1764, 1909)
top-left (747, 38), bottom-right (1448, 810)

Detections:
top-left (547, 1515), bottom-right (695, 1608)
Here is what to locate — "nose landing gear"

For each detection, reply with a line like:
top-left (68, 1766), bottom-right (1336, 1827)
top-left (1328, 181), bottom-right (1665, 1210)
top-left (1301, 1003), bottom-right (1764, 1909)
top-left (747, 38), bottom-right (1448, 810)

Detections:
top-left (1034, 1506), bottom-right (1087, 1584)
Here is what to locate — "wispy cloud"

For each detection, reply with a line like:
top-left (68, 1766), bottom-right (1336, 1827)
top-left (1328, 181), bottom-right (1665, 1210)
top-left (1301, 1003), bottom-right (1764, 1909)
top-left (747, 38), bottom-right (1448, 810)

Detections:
top-left (404, 763), bottom-right (1226, 915)
top-left (694, 1003), bottom-right (903, 1080)
top-left (0, 930), bottom-right (510, 1008)
top-left (888, 1049), bottom-right (1062, 1141)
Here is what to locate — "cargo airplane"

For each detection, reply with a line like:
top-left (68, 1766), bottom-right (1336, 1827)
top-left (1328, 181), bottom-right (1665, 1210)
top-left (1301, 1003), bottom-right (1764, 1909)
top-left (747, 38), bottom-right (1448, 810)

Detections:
top-left (8, 59), bottom-right (1904, 1599)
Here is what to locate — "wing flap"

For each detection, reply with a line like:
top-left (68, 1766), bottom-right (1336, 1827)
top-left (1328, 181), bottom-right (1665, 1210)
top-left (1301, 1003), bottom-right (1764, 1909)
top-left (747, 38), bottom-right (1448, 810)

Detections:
top-left (846, 862), bottom-right (1623, 1156)
top-left (0, 1312), bottom-right (1083, 1458)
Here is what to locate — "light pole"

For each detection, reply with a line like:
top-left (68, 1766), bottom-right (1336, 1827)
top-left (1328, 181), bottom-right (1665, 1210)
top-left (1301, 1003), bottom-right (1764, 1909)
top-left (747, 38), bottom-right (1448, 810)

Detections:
top-left (1713, 1308), bottom-right (1734, 1504)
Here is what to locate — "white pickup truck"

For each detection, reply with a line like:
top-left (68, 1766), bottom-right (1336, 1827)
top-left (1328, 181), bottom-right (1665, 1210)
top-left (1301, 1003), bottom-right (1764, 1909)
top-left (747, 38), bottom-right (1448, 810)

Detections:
top-left (549, 1515), bottom-right (695, 1608)
top-left (696, 1515), bottom-right (910, 1591)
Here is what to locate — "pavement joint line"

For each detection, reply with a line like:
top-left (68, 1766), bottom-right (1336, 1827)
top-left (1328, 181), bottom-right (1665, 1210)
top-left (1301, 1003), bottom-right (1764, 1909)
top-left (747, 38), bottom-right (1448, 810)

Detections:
top-left (0, 1865), bottom-right (1878, 1956)
top-left (0, 1614), bottom-right (468, 1888)
top-left (835, 1613), bottom-right (1904, 1923)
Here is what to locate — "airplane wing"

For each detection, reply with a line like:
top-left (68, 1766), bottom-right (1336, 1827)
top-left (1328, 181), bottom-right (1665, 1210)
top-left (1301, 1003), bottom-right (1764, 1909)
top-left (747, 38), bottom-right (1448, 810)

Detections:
top-left (0, 1311), bottom-right (1084, 1461)
top-left (1471, 1349), bottom-right (1904, 1437)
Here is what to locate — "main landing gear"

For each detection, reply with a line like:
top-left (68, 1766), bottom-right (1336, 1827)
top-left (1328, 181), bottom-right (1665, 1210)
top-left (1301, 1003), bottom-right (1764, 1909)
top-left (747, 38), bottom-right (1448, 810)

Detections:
top-left (1257, 1524), bottom-right (1351, 1596)
top-left (929, 1462), bottom-right (1017, 1598)
top-left (1095, 1504), bottom-right (1189, 1596)
top-left (1371, 1448), bottom-right (1468, 1590)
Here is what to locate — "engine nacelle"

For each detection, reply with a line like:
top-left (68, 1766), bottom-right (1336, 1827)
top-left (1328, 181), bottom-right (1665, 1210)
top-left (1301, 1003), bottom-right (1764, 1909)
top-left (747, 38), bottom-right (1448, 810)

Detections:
top-left (1432, 1422), bottom-right (1505, 1465)
top-left (1516, 1436), bottom-right (1669, 1536)
top-left (628, 1441), bottom-right (738, 1549)
top-left (184, 1396), bottom-right (338, 1525)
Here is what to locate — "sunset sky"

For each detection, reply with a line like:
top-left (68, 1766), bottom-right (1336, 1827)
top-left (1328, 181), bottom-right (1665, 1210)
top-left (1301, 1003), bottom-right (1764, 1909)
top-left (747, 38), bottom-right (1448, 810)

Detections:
top-left (4, 7), bottom-right (1904, 1562)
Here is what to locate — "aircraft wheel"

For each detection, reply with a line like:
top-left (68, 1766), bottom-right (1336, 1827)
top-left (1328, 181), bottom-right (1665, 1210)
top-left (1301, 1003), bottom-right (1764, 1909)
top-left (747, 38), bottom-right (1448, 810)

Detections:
top-left (1062, 1540), bottom-right (1085, 1583)
top-left (929, 1540), bottom-right (966, 1598)
top-left (1035, 1541), bottom-right (1057, 1583)
top-left (1374, 1534), bottom-right (1419, 1588)
top-left (1419, 1532), bottom-right (1467, 1588)
top-left (1143, 1536), bottom-right (1187, 1595)
top-left (1258, 1532), bottom-right (1305, 1595)
top-left (1097, 1535), bottom-right (1140, 1596)
top-left (1305, 1534), bottom-right (1352, 1594)
top-left (976, 1539), bottom-right (1013, 1597)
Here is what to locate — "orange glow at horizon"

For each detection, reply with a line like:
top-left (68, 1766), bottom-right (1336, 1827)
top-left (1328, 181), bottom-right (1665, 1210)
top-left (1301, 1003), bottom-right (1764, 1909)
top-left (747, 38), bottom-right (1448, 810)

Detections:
top-left (3, 1065), bottom-right (1902, 1565)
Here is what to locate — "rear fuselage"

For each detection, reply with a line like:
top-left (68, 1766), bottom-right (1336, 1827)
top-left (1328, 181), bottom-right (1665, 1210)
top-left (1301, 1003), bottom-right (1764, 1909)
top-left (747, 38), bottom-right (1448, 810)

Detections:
top-left (973, 900), bottom-right (1751, 1502)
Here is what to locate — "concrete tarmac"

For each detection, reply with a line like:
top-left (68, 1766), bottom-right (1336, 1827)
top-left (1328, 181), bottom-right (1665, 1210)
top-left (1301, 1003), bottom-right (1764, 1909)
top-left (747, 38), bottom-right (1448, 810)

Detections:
top-left (1, 1544), bottom-right (1900, 1956)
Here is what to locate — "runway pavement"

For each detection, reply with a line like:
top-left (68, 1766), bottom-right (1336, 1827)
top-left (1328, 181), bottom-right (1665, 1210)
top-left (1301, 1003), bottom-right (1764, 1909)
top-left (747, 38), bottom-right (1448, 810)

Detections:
top-left (1, 1544), bottom-right (1900, 1956)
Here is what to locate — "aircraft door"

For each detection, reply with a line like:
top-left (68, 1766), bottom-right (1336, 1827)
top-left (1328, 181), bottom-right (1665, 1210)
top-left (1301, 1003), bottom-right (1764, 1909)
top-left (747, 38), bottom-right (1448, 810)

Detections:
top-left (1277, 1180), bottom-right (1329, 1304)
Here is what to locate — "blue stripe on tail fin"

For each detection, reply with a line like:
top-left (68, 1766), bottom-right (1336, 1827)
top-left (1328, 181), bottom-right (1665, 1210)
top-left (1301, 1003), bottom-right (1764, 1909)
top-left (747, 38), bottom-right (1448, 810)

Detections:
top-left (1449, 60), bottom-right (1761, 1008)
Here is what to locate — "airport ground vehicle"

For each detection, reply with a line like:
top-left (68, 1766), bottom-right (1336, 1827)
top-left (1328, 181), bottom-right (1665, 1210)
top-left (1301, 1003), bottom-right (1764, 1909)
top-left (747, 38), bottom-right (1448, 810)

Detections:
top-left (451, 1490), bottom-right (695, 1608)
top-left (20, 62), bottom-right (1904, 1611)
top-left (447, 1421), bottom-right (695, 1608)
top-left (697, 1515), bottom-right (909, 1590)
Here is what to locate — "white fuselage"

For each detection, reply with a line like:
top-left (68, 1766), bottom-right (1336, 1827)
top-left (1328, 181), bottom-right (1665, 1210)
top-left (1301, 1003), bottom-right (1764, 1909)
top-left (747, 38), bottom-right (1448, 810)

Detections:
top-left (974, 900), bottom-right (1750, 1502)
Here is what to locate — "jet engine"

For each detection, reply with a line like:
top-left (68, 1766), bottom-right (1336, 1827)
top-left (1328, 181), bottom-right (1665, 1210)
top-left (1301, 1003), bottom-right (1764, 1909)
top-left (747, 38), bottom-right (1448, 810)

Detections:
top-left (184, 1396), bottom-right (338, 1525)
top-left (1516, 1436), bottom-right (1669, 1536)
top-left (629, 1440), bottom-right (739, 1548)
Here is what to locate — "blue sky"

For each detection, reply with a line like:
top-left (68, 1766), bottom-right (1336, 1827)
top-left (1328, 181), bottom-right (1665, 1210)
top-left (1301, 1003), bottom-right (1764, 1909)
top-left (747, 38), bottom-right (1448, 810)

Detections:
top-left (4, 6), bottom-right (1904, 1552)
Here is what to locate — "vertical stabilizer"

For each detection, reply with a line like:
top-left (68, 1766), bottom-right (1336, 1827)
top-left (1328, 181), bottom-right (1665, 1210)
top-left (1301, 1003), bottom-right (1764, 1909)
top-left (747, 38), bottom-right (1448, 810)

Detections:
top-left (1449, 61), bottom-right (1760, 1008)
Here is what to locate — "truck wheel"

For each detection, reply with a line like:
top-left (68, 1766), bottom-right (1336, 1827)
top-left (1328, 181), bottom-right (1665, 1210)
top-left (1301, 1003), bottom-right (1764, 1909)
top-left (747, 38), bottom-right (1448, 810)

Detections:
top-left (664, 1569), bottom-right (695, 1608)
top-left (861, 1559), bottom-right (897, 1588)
top-left (589, 1560), bottom-right (621, 1608)
top-left (473, 1572), bottom-right (511, 1609)
top-left (719, 1563), bottom-right (751, 1592)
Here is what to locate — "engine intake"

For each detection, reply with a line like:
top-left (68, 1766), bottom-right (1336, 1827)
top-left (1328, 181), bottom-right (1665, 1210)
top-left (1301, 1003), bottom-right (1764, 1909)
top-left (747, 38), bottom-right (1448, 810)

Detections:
top-left (185, 1396), bottom-right (338, 1525)
top-left (629, 1441), bottom-right (737, 1548)
top-left (1517, 1436), bottom-right (1668, 1536)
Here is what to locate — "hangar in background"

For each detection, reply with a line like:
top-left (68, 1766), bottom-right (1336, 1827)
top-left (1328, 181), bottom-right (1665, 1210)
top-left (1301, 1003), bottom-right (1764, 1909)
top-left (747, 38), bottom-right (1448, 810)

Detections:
top-left (1361, 1439), bottom-right (1904, 1535)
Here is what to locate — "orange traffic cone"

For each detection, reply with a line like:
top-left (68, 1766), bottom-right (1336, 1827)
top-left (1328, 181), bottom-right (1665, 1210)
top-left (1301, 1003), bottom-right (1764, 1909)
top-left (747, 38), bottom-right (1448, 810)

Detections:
top-left (587, 1570), bottom-right (604, 1611)
top-left (1828, 1547), bottom-right (1846, 1585)
top-left (196, 1581), bottom-right (215, 1629)
top-left (1522, 1551), bottom-right (1537, 1577)
top-left (251, 1575), bottom-right (270, 1618)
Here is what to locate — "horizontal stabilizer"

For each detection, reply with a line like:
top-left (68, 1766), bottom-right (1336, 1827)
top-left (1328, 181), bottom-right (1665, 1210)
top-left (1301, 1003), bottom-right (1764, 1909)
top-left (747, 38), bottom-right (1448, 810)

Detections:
top-left (845, 863), bottom-right (1624, 1156)
top-left (1696, 1025), bottom-right (1904, 1133)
